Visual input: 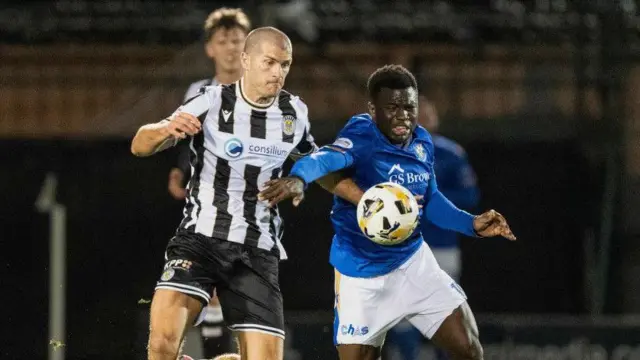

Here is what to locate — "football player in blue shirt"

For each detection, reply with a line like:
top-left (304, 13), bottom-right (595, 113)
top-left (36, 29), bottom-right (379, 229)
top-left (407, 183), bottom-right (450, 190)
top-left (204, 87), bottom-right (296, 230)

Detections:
top-left (259, 65), bottom-right (515, 360)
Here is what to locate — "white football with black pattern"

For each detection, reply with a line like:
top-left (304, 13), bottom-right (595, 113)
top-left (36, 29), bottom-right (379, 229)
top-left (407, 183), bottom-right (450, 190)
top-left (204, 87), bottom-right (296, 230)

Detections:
top-left (356, 182), bottom-right (420, 246)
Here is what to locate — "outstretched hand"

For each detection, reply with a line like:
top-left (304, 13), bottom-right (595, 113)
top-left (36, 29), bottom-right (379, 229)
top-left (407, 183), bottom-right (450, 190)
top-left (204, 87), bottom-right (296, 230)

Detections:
top-left (258, 176), bottom-right (305, 208)
top-left (473, 209), bottom-right (516, 241)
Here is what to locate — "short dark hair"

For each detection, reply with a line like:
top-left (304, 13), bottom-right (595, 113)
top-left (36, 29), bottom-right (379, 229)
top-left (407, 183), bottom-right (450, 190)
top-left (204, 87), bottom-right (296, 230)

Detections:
top-left (204, 8), bottom-right (251, 41)
top-left (366, 65), bottom-right (418, 100)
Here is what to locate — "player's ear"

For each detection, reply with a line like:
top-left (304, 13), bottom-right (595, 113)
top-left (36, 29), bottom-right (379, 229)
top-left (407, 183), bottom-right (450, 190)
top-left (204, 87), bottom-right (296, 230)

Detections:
top-left (241, 52), bottom-right (250, 71)
top-left (367, 101), bottom-right (376, 117)
top-left (205, 39), bottom-right (216, 59)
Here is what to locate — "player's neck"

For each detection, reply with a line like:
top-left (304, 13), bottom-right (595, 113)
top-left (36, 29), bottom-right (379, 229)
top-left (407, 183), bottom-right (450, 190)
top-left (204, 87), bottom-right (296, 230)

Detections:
top-left (215, 70), bottom-right (242, 85)
top-left (240, 77), bottom-right (276, 107)
top-left (377, 126), bottom-right (406, 148)
top-left (387, 136), bottom-right (411, 149)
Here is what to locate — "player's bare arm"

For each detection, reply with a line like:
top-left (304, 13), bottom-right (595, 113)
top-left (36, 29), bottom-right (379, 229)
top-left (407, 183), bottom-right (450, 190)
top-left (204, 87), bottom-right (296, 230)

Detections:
top-left (168, 168), bottom-right (187, 200)
top-left (318, 174), bottom-right (364, 205)
top-left (263, 158), bottom-right (363, 206)
top-left (260, 172), bottom-right (358, 208)
top-left (260, 143), bottom-right (356, 207)
top-left (289, 147), bottom-right (363, 204)
top-left (131, 112), bottom-right (201, 157)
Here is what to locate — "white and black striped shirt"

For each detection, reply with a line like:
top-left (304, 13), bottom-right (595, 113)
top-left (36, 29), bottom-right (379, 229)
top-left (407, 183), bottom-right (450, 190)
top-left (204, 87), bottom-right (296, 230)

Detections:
top-left (174, 78), bottom-right (218, 179)
top-left (173, 79), bottom-right (316, 260)
top-left (184, 78), bottom-right (217, 102)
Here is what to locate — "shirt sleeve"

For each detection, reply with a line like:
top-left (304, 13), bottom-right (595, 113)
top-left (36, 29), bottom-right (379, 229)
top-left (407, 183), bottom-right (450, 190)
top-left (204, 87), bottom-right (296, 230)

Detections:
top-left (288, 116), bottom-right (373, 186)
top-left (290, 125), bottom-right (318, 159)
top-left (173, 88), bottom-right (211, 119)
top-left (289, 149), bottom-right (354, 187)
top-left (183, 79), bottom-right (209, 103)
top-left (286, 95), bottom-right (319, 160)
top-left (322, 116), bottom-right (375, 166)
top-left (424, 174), bottom-right (477, 237)
top-left (161, 86), bottom-right (215, 149)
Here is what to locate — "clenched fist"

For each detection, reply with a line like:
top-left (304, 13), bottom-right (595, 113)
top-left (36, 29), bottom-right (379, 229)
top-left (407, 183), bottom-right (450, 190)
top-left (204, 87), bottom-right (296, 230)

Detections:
top-left (473, 209), bottom-right (516, 241)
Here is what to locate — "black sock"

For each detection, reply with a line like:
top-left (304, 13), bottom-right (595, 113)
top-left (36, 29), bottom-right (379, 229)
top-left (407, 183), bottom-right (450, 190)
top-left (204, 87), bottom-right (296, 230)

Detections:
top-left (200, 305), bottom-right (232, 357)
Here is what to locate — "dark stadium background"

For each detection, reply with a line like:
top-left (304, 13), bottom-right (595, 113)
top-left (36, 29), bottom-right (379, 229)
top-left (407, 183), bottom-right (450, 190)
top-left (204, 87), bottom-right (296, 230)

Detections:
top-left (2, 1), bottom-right (640, 359)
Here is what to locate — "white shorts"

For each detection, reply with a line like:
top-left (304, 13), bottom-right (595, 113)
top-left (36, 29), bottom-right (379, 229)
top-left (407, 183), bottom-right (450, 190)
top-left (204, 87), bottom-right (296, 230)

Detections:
top-left (333, 242), bottom-right (467, 347)
top-left (432, 247), bottom-right (461, 281)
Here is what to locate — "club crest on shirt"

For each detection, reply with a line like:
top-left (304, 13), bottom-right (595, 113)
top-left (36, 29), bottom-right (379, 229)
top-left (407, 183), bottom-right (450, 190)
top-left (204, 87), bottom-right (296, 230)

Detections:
top-left (414, 144), bottom-right (426, 162)
top-left (282, 115), bottom-right (296, 136)
top-left (160, 268), bottom-right (175, 281)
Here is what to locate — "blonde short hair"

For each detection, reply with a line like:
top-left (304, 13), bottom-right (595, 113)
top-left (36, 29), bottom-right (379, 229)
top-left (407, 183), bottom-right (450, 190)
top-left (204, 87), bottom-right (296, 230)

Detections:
top-left (204, 8), bottom-right (251, 40)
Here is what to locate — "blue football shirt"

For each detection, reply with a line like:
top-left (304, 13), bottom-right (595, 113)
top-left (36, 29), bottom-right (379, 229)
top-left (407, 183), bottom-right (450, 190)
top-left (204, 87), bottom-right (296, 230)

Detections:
top-left (327, 114), bottom-right (435, 277)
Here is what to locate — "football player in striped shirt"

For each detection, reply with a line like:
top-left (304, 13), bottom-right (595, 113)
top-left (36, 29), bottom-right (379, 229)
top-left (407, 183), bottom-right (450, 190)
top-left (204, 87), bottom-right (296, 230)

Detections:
top-left (133, 27), bottom-right (313, 360)
top-left (167, 8), bottom-right (251, 359)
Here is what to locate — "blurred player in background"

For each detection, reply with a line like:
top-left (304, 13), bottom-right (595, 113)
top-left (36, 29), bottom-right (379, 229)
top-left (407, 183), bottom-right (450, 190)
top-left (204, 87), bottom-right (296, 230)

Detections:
top-left (260, 64), bottom-right (515, 360)
top-left (169, 7), bottom-right (251, 198)
top-left (419, 96), bottom-right (479, 280)
top-left (167, 8), bottom-right (251, 359)
top-left (386, 96), bottom-right (480, 360)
